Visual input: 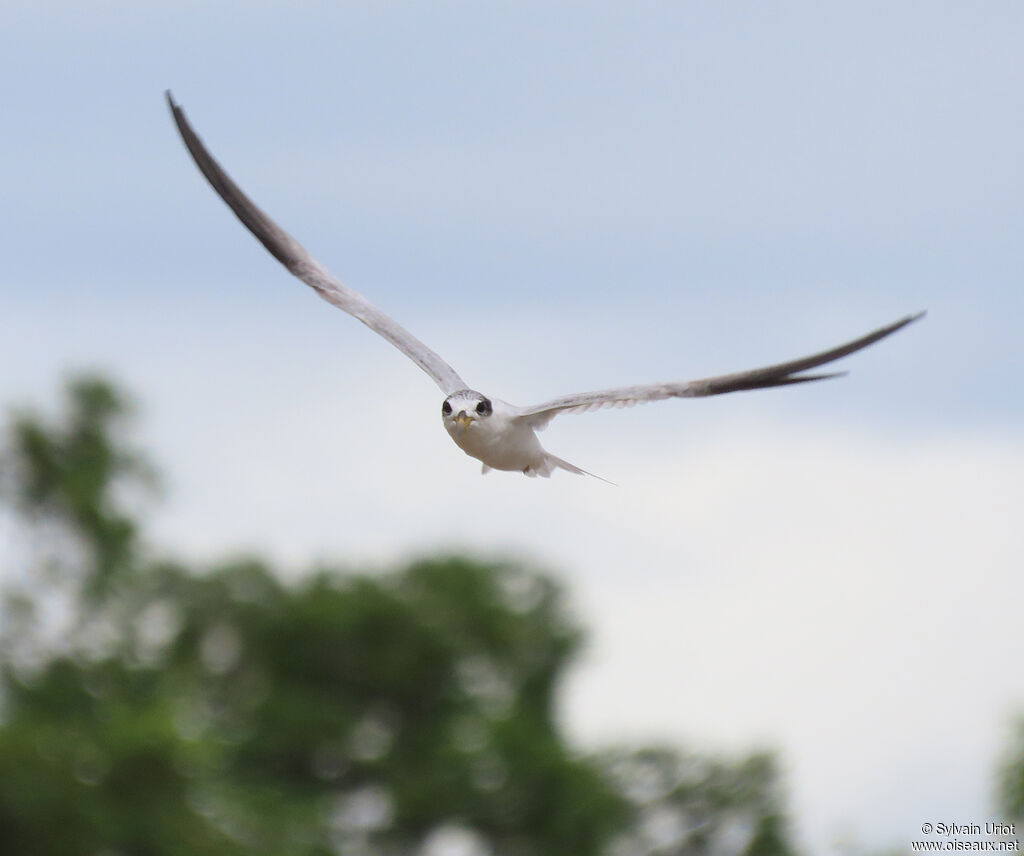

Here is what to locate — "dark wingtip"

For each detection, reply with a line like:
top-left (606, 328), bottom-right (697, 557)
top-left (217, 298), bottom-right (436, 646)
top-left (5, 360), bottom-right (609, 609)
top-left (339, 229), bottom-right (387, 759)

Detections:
top-left (883, 310), bottom-right (926, 338)
top-left (776, 370), bottom-right (848, 388)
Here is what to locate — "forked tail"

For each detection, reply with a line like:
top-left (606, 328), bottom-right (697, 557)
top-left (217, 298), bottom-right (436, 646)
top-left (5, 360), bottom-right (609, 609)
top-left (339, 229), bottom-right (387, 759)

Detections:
top-left (539, 453), bottom-right (615, 485)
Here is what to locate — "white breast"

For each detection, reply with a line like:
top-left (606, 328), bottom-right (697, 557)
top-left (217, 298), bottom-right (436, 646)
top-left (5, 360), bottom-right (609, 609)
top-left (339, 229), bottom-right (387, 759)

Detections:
top-left (444, 409), bottom-right (545, 472)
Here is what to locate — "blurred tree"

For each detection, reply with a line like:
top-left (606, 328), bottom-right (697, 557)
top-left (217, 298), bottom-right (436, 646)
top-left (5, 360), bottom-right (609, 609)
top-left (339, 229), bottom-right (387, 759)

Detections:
top-left (2, 376), bottom-right (154, 597)
top-left (0, 376), bottom-right (798, 856)
top-left (600, 748), bottom-right (794, 855)
top-left (998, 718), bottom-right (1024, 823)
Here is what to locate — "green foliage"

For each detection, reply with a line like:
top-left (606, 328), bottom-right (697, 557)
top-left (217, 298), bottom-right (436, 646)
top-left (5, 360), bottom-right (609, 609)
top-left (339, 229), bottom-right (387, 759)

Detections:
top-left (998, 718), bottom-right (1024, 822)
top-left (0, 375), bottom-right (798, 856)
top-left (600, 747), bottom-right (794, 855)
top-left (2, 375), bottom-right (155, 596)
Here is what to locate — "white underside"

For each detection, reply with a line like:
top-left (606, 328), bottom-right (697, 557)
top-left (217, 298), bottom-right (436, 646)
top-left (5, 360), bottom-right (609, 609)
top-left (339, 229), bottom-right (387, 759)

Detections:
top-left (443, 410), bottom-right (588, 478)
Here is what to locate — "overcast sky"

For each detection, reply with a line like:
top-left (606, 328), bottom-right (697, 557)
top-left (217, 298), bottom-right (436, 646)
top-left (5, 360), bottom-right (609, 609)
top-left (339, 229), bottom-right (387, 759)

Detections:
top-left (2, 2), bottom-right (1023, 852)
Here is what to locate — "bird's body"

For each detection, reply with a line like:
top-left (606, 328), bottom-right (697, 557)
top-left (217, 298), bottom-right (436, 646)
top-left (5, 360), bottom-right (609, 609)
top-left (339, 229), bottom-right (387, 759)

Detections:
top-left (441, 391), bottom-right (589, 477)
top-left (443, 394), bottom-right (540, 474)
top-left (167, 92), bottom-right (924, 480)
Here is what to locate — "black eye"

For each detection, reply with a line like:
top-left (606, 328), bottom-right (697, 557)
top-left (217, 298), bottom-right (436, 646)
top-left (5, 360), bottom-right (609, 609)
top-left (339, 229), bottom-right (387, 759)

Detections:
top-left (441, 401), bottom-right (452, 416)
top-left (475, 399), bottom-right (492, 416)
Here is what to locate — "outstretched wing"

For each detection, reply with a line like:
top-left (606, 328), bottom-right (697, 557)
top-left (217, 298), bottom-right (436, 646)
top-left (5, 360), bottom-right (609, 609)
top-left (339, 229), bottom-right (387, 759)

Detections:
top-left (517, 312), bottom-right (924, 429)
top-left (166, 92), bottom-right (468, 395)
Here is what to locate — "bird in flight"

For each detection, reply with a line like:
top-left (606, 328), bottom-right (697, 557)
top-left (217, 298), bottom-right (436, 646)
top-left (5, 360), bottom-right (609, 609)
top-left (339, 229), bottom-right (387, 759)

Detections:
top-left (167, 92), bottom-right (923, 480)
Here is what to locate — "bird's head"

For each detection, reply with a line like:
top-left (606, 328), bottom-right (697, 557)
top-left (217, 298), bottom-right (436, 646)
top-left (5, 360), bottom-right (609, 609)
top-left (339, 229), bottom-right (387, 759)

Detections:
top-left (442, 390), bottom-right (493, 433)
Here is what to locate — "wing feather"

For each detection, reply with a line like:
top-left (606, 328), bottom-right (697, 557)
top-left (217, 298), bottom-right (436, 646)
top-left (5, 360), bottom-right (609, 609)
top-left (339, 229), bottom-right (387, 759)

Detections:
top-left (166, 92), bottom-right (468, 395)
top-left (517, 313), bottom-right (924, 429)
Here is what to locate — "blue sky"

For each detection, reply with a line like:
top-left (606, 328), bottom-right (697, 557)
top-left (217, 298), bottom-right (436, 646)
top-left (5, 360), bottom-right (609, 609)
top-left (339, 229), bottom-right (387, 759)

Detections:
top-left (3, 2), bottom-right (1023, 852)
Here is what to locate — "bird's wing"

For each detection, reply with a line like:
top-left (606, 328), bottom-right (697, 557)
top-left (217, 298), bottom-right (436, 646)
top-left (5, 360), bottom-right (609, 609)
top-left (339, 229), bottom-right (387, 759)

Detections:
top-left (166, 92), bottom-right (468, 395)
top-left (516, 312), bottom-right (924, 429)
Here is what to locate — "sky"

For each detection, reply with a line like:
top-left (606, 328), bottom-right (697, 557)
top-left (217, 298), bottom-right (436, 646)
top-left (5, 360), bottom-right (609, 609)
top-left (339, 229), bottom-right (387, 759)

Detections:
top-left (2, 1), bottom-right (1023, 852)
